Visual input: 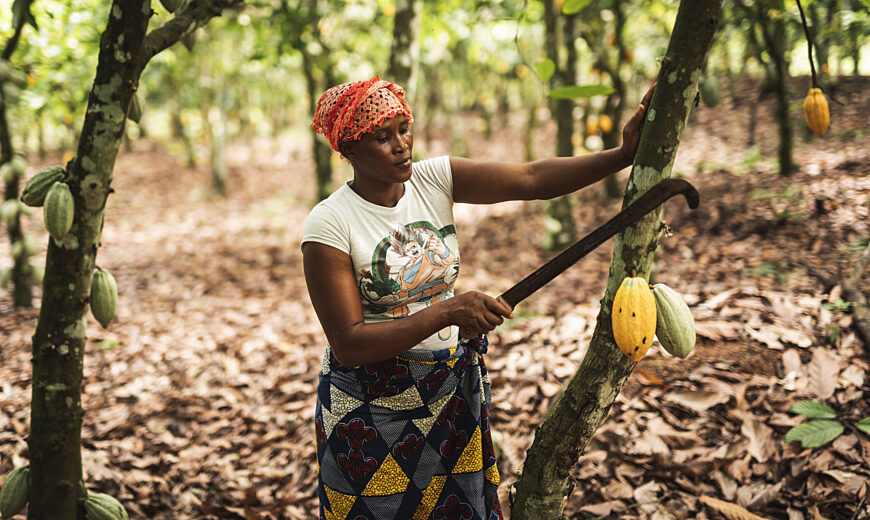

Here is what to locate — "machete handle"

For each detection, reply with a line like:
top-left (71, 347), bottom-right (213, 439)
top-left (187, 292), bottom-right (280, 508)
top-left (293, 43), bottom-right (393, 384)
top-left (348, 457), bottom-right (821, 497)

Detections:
top-left (498, 178), bottom-right (699, 309)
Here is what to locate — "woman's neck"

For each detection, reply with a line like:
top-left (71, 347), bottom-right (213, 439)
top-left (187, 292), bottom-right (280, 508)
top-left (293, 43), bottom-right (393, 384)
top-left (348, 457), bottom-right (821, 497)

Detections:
top-left (349, 179), bottom-right (405, 207)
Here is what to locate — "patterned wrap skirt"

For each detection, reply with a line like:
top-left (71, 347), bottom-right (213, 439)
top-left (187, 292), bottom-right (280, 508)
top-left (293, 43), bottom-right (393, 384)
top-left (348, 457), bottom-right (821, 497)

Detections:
top-left (315, 336), bottom-right (503, 520)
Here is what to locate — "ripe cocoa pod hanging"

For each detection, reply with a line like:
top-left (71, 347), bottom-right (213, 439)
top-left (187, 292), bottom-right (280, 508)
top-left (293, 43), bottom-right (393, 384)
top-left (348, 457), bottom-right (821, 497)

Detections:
top-left (586, 116), bottom-right (599, 136)
top-left (612, 276), bottom-right (657, 362)
top-left (90, 268), bottom-right (118, 328)
top-left (651, 283), bottom-right (696, 358)
top-left (83, 492), bottom-right (129, 520)
top-left (21, 166), bottom-right (65, 207)
top-left (0, 465), bottom-right (30, 518)
top-left (43, 182), bottom-right (74, 241)
top-left (599, 114), bottom-right (613, 134)
top-left (803, 88), bottom-right (829, 137)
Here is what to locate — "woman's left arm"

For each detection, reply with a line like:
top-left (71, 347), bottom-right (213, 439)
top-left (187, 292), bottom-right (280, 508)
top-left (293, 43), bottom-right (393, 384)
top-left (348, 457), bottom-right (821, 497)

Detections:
top-left (452, 85), bottom-right (654, 204)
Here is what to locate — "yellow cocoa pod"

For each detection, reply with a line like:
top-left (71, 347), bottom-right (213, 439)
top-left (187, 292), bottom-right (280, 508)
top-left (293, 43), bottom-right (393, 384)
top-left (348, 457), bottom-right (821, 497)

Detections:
top-left (599, 114), bottom-right (613, 134)
top-left (612, 276), bottom-right (657, 362)
top-left (586, 116), bottom-right (599, 136)
top-left (803, 88), bottom-right (829, 137)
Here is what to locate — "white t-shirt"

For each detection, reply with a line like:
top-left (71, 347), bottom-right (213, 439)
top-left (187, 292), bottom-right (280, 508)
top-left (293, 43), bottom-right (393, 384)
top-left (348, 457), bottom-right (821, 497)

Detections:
top-left (301, 155), bottom-right (460, 351)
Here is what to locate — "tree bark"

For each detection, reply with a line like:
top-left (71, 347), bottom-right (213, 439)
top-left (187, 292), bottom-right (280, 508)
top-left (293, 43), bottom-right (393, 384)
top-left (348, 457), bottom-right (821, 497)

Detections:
top-left (509, 1), bottom-right (722, 517)
top-left (1, 1), bottom-right (33, 308)
top-left (543, 0), bottom-right (577, 252)
top-left (756, 1), bottom-right (795, 176)
top-left (387, 0), bottom-right (423, 105)
top-left (602, 0), bottom-right (628, 199)
top-left (27, 1), bottom-right (242, 518)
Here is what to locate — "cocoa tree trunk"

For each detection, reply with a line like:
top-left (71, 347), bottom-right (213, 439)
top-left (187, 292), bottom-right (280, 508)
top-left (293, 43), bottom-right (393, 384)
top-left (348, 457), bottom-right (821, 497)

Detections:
top-left (602, 0), bottom-right (628, 199)
top-left (27, 1), bottom-right (242, 517)
top-left (1, 1), bottom-right (34, 308)
top-left (757, 1), bottom-right (795, 176)
top-left (509, 1), bottom-right (723, 517)
top-left (301, 49), bottom-right (334, 202)
top-left (387, 0), bottom-right (423, 105)
top-left (543, 0), bottom-right (577, 251)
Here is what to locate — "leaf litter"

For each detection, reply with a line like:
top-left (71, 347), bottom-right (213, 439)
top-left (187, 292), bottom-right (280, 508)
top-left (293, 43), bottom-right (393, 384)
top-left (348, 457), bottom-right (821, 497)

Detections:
top-left (0, 77), bottom-right (868, 518)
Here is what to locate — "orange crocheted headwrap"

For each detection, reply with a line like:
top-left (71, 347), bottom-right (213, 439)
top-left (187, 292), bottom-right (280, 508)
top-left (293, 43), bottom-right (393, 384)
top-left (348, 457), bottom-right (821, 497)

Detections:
top-left (311, 75), bottom-right (414, 153)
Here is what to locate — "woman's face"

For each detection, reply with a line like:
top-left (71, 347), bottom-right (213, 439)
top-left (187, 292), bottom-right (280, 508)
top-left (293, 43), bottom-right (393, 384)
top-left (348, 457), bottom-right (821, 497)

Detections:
top-left (343, 114), bottom-right (413, 186)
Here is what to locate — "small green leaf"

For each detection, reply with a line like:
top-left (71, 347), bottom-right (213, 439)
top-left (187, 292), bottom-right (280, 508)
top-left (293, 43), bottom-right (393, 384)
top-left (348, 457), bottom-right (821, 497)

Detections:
top-left (788, 400), bottom-right (837, 419)
top-left (784, 420), bottom-right (845, 448)
top-left (562, 0), bottom-right (593, 14)
top-left (857, 418), bottom-right (870, 436)
top-left (535, 59), bottom-right (555, 83)
top-left (547, 84), bottom-right (616, 99)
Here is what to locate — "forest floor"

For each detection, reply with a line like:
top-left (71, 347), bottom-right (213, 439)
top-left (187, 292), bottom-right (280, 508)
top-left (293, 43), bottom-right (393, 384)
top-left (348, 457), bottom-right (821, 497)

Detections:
top-left (1, 76), bottom-right (869, 520)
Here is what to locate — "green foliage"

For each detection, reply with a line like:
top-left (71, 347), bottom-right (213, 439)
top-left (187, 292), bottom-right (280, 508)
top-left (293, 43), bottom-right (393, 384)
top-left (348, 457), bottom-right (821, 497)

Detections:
top-left (822, 298), bottom-right (853, 312)
top-left (562, 0), bottom-right (593, 15)
top-left (547, 84), bottom-right (616, 99)
top-left (786, 400), bottom-right (870, 449)
top-left (535, 59), bottom-right (555, 82)
top-left (788, 400), bottom-right (837, 419)
top-left (743, 260), bottom-right (795, 282)
top-left (784, 420), bottom-right (844, 448)
top-left (739, 146), bottom-right (764, 172)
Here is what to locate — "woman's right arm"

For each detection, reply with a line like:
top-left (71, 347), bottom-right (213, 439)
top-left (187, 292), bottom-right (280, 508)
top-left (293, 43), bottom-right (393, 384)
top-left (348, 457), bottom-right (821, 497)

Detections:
top-left (302, 241), bottom-right (512, 367)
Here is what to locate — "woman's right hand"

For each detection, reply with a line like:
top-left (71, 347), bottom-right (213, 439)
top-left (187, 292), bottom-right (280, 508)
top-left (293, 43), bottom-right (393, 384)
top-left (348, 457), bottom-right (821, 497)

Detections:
top-left (446, 291), bottom-right (513, 339)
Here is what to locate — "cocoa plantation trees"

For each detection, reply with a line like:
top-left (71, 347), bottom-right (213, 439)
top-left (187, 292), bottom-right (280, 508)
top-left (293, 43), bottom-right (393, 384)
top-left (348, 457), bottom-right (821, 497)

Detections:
top-left (23, 1), bottom-right (242, 518)
top-left (511, 0), bottom-right (723, 516)
top-left (1, 0), bottom-right (37, 308)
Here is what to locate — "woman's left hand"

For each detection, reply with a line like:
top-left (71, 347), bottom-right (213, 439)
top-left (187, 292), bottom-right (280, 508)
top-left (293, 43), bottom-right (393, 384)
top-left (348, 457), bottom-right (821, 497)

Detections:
top-left (619, 83), bottom-right (656, 165)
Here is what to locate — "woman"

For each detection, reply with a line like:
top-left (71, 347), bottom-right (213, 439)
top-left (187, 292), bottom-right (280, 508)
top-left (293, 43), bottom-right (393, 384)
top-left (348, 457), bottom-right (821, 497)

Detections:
top-left (303, 76), bottom-right (652, 519)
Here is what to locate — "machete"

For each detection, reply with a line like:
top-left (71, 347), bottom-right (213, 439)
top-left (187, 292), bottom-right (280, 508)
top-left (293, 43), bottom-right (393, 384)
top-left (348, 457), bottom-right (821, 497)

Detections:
top-left (498, 178), bottom-right (700, 310)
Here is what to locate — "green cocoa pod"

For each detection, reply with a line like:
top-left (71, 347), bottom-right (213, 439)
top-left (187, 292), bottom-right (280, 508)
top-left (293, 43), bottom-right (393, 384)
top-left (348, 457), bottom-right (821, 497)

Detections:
top-left (700, 76), bottom-right (719, 108)
top-left (43, 182), bottom-right (74, 241)
top-left (10, 241), bottom-right (24, 261)
top-left (1, 200), bottom-right (32, 225)
top-left (28, 264), bottom-right (43, 285)
top-left (21, 166), bottom-right (65, 207)
top-left (127, 92), bottom-right (143, 124)
top-left (0, 200), bottom-right (19, 223)
top-left (90, 268), bottom-right (118, 328)
top-left (0, 269), bottom-right (11, 287)
top-left (22, 235), bottom-right (37, 257)
top-left (0, 465), bottom-right (30, 518)
top-left (159, 0), bottom-right (183, 13)
top-left (83, 493), bottom-right (128, 520)
top-left (652, 283), bottom-right (696, 358)
top-left (182, 31), bottom-right (197, 51)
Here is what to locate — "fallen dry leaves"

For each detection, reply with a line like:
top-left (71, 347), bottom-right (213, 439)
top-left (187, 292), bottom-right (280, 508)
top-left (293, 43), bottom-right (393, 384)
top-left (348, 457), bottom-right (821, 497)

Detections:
top-left (0, 77), bottom-right (868, 519)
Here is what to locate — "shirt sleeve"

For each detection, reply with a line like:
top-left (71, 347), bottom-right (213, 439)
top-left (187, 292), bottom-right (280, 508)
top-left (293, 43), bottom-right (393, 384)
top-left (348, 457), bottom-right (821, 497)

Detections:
top-left (301, 202), bottom-right (351, 254)
top-left (411, 155), bottom-right (454, 202)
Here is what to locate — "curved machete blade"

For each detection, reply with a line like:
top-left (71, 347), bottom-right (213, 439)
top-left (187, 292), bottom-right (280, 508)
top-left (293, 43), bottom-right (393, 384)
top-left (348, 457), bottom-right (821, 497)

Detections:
top-left (499, 178), bottom-right (700, 309)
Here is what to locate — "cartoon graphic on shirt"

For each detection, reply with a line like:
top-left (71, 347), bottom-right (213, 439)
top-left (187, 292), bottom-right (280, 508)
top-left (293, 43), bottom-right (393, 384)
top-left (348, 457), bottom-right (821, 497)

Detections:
top-left (359, 222), bottom-right (459, 318)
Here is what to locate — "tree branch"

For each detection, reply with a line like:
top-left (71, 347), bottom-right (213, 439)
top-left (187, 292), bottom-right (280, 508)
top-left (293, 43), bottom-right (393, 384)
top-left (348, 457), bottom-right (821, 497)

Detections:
top-left (140, 0), bottom-right (246, 66)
